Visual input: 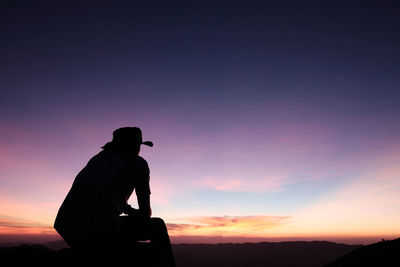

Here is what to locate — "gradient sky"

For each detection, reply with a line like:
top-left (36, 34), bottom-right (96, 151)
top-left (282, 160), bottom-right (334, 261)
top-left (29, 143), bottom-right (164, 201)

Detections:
top-left (1, 1), bottom-right (400, 245)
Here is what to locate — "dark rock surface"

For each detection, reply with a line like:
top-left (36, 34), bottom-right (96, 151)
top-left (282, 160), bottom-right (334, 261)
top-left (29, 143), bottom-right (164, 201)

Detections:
top-left (324, 238), bottom-right (400, 267)
top-left (0, 241), bottom-right (362, 267)
top-left (0, 243), bottom-right (152, 267)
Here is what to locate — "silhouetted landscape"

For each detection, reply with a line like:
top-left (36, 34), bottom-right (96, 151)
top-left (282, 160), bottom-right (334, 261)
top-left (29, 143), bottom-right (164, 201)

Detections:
top-left (172, 241), bottom-right (361, 267)
top-left (2, 238), bottom-right (399, 266)
top-left (0, 240), bottom-right (363, 267)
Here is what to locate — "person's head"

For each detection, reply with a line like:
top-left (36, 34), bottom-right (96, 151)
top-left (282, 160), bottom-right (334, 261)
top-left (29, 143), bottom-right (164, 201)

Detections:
top-left (102, 127), bottom-right (153, 154)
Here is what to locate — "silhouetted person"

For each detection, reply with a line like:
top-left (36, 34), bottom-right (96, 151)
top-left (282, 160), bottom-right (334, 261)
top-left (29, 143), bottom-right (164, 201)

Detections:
top-left (54, 127), bottom-right (175, 267)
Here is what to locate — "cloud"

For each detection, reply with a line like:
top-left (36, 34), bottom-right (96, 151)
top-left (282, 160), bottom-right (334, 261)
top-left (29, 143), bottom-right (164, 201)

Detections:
top-left (0, 215), bottom-right (48, 228)
top-left (195, 176), bottom-right (287, 192)
top-left (0, 215), bottom-right (56, 235)
top-left (166, 215), bottom-right (291, 237)
top-left (0, 194), bottom-right (59, 228)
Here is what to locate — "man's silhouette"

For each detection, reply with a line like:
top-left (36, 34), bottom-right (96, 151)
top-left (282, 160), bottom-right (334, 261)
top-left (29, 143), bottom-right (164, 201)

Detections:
top-left (54, 127), bottom-right (175, 267)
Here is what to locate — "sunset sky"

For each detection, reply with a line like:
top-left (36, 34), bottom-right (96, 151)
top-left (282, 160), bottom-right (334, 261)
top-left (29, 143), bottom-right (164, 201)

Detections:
top-left (1, 1), bottom-right (399, 245)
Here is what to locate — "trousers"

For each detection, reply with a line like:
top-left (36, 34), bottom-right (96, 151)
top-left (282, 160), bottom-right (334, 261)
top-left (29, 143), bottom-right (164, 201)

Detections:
top-left (118, 216), bottom-right (176, 267)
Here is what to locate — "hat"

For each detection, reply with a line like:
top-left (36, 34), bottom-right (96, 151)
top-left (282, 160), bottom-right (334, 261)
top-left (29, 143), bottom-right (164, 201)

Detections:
top-left (102, 127), bottom-right (153, 150)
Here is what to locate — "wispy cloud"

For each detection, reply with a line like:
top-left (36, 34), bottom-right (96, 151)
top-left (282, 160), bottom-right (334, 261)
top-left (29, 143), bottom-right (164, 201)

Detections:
top-left (0, 215), bottom-right (55, 235)
top-left (195, 176), bottom-right (287, 192)
top-left (167, 215), bottom-right (291, 237)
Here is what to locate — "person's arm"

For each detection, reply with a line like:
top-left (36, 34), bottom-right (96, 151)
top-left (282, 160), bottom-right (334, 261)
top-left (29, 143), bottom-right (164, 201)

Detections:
top-left (137, 192), bottom-right (152, 218)
top-left (135, 157), bottom-right (152, 218)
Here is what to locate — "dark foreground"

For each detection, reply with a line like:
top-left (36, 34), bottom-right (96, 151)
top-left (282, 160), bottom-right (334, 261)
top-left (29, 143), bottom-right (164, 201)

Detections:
top-left (324, 238), bottom-right (400, 267)
top-left (1, 239), bottom-right (396, 267)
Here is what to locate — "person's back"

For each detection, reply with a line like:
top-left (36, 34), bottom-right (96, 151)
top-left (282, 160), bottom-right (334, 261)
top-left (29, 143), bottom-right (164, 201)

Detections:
top-left (54, 149), bottom-right (150, 248)
top-left (54, 127), bottom-right (175, 266)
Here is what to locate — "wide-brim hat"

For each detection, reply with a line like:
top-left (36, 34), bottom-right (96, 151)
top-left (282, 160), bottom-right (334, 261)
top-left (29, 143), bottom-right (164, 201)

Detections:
top-left (102, 127), bottom-right (153, 150)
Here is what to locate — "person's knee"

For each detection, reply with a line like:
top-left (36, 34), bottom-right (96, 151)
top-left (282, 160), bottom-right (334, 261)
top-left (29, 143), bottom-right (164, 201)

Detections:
top-left (150, 217), bottom-right (167, 232)
top-left (151, 217), bottom-right (166, 226)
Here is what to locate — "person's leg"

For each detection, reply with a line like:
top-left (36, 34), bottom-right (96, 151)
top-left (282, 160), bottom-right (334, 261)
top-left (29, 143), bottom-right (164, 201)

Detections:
top-left (118, 216), bottom-right (175, 267)
top-left (146, 218), bottom-right (175, 267)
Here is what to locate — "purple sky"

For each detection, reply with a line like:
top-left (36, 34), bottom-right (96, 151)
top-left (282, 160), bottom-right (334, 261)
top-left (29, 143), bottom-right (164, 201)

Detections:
top-left (1, 1), bottom-right (400, 244)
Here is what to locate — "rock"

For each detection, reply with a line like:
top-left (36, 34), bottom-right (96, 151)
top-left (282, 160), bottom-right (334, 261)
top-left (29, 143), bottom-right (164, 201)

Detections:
top-left (324, 238), bottom-right (400, 266)
top-left (0, 242), bottom-right (154, 267)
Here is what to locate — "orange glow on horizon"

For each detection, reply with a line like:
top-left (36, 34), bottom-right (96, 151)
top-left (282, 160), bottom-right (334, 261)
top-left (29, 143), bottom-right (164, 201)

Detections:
top-left (166, 215), bottom-right (291, 237)
top-left (1, 218), bottom-right (398, 245)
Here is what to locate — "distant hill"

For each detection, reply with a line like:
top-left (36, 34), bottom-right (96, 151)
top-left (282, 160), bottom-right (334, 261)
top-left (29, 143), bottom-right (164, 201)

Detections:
top-left (173, 242), bottom-right (361, 267)
top-left (0, 241), bottom-right (361, 267)
top-left (324, 238), bottom-right (400, 266)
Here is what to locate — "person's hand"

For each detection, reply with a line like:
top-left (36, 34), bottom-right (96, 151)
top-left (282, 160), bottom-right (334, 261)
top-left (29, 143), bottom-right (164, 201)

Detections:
top-left (124, 205), bottom-right (139, 216)
top-left (128, 207), bottom-right (140, 217)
